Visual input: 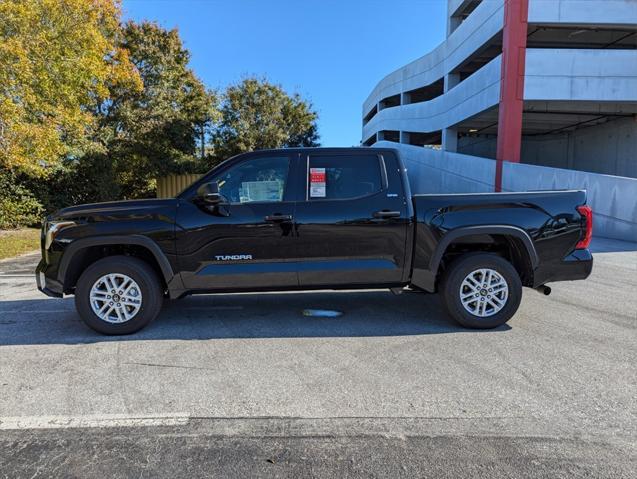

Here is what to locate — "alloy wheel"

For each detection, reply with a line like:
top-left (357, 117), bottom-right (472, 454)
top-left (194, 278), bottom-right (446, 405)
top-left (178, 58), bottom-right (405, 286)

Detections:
top-left (89, 273), bottom-right (143, 323)
top-left (459, 268), bottom-right (509, 317)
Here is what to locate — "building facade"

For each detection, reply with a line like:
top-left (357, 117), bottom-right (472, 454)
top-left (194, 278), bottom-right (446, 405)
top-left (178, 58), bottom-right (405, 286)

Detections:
top-left (362, 0), bottom-right (637, 188)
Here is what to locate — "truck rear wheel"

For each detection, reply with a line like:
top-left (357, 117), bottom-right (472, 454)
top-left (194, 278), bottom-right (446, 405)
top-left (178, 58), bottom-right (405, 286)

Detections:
top-left (75, 256), bottom-right (163, 335)
top-left (440, 253), bottom-right (522, 329)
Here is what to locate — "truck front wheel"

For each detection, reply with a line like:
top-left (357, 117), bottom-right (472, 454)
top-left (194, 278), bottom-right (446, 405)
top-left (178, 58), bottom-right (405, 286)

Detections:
top-left (440, 253), bottom-right (522, 329)
top-left (75, 256), bottom-right (163, 335)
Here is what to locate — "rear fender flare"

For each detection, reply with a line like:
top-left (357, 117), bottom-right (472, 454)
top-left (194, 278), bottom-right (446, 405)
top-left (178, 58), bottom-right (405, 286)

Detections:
top-left (428, 225), bottom-right (539, 285)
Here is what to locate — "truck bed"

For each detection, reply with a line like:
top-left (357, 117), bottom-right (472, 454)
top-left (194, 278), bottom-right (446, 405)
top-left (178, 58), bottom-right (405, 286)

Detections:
top-left (409, 190), bottom-right (591, 291)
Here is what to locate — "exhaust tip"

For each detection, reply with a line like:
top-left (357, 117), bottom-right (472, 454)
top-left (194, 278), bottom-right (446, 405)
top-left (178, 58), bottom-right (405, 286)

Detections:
top-left (536, 285), bottom-right (552, 296)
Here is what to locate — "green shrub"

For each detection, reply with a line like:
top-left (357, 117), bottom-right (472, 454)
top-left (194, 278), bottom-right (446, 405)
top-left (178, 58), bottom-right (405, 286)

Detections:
top-left (18, 156), bottom-right (121, 215)
top-left (0, 170), bottom-right (44, 229)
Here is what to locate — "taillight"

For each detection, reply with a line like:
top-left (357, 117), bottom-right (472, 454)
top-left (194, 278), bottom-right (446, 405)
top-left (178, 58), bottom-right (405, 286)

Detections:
top-left (576, 205), bottom-right (593, 250)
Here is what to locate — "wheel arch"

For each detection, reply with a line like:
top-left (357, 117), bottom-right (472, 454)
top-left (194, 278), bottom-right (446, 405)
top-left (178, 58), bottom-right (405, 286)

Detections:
top-left (58, 235), bottom-right (175, 294)
top-left (417, 226), bottom-right (538, 292)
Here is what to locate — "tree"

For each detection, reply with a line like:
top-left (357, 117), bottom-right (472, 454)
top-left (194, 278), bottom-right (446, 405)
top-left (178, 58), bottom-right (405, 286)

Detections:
top-left (0, 0), bottom-right (141, 177)
top-left (95, 21), bottom-right (218, 198)
top-left (212, 78), bottom-right (319, 163)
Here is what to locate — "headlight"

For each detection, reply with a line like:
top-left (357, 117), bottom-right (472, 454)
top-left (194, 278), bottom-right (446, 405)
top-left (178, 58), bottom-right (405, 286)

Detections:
top-left (44, 221), bottom-right (76, 249)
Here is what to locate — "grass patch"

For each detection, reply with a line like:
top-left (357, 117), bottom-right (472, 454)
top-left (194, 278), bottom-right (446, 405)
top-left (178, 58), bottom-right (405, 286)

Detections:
top-left (0, 228), bottom-right (41, 260)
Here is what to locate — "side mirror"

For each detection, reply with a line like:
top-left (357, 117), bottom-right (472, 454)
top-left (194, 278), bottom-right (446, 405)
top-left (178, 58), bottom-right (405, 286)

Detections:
top-left (196, 181), bottom-right (222, 205)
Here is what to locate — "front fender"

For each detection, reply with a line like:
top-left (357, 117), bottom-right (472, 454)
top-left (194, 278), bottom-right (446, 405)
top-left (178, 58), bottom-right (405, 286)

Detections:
top-left (58, 234), bottom-right (177, 291)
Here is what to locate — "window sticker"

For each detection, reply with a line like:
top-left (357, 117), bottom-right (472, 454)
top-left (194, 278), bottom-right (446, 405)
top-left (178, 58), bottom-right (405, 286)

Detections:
top-left (239, 180), bottom-right (283, 202)
top-left (309, 167), bottom-right (326, 198)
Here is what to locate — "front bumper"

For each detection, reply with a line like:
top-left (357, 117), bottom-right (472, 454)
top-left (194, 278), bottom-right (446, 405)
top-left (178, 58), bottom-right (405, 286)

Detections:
top-left (36, 259), bottom-right (64, 298)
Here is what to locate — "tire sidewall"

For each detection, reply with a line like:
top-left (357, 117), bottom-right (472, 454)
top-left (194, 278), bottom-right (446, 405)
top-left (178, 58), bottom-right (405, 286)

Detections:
top-left (75, 256), bottom-right (162, 335)
top-left (442, 253), bottom-right (522, 329)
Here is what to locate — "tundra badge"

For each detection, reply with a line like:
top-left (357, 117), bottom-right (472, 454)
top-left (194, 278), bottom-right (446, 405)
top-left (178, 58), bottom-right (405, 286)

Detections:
top-left (215, 254), bottom-right (253, 261)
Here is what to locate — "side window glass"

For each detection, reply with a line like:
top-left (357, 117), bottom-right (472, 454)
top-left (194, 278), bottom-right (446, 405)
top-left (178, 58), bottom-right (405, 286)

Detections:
top-left (214, 156), bottom-right (289, 204)
top-left (307, 155), bottom-right (382, 201)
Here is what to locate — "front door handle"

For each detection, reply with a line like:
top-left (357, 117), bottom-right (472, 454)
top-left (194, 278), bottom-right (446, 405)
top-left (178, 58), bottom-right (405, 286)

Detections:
top-left (373, 210), bottom-right (401, 219)
top-left (265, 214), bottom-right (293, 222)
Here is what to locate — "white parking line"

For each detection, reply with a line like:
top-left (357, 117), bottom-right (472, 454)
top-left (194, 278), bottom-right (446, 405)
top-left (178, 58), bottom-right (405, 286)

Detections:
top-left (0, 413), bottom-right (190, 430)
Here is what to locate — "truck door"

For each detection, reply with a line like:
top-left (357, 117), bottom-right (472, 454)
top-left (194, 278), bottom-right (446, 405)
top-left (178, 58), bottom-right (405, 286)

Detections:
top-left (293, 151), bottom-right (409, 287)
top-left (176, 153), bottom-right (300, 290)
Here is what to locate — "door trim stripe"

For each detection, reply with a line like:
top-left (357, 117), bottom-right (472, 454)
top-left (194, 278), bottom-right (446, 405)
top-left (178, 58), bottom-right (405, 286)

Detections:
top-left (197, 259), bottom-right (397, 276)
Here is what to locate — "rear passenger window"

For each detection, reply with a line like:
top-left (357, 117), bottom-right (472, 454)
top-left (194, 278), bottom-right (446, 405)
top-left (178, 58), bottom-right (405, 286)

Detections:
top-left (307, 155), bottom-right (382, 201)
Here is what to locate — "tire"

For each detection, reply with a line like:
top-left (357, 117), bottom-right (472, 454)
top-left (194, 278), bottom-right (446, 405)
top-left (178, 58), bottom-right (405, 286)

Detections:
top-left (440, 253), bottom-right (522, 329)
top-left (75, 255), bottom-right (163, 335)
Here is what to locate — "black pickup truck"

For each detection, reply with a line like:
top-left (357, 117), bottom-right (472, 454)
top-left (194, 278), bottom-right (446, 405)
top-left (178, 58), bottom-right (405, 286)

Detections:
top-left (36, 147), bottom-right (593, 334)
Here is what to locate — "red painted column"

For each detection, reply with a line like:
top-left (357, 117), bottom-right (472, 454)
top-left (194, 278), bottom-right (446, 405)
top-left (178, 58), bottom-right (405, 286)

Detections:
top-left (495, 0), bottom-right (529, 192)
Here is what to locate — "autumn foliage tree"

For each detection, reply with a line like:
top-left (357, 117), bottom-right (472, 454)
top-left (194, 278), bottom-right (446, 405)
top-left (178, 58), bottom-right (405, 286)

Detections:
top-left (0, 0), bottom-right (141, 177)
top-left (0, 1), bottom-right (321, 227)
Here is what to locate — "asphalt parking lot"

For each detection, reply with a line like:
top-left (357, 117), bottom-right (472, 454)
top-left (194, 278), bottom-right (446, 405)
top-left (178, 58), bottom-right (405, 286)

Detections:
top-left (0, 238), bottom-right (635, 478)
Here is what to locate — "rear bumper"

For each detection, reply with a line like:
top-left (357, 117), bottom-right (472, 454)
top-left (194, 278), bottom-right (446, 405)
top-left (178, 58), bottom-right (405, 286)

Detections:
top-left (533, 249), bottom-right (593, 287)
top-left (36, 259), bottom-right (63, 298)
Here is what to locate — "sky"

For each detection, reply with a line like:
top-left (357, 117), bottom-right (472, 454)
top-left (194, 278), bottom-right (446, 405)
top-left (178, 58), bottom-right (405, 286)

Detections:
top-left (122, 0), bottom-right (447, 146)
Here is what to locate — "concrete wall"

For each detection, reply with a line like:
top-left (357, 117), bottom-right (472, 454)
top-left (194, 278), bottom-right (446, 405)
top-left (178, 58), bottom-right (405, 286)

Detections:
top-left (368, 48), bottom-right (637, 146)
top-left (525, 49), bottom-right (637, 103)
top-left (521, 117), bottom-right (637, 178)
top-left (363, 6), bottom-right (637, 144)
top-left (529, 0), bottom-right (637, 25)
top-left (363, 56), bottom-right (502, 141)
top-left (383, 142), bottom-right (495, 194)
top-left (458, 135), bottom-right (497, 159)
top-left (458, 116), bottom-right (637, 179)
top-left (375, 141), bottom-right (637, 242)
top-left (503, 162), bottom-right (637, 242)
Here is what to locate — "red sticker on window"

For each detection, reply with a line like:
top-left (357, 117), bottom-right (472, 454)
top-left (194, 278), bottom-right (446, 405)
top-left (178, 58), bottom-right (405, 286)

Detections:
top-left (310, 169), bottom-right (325, 183)
top-left (309, 168), bottom-right (326, 197)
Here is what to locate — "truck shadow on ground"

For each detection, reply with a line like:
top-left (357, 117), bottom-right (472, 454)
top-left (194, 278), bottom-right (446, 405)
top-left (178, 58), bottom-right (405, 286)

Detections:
top-left (0, 290), bottom-right (510, 346)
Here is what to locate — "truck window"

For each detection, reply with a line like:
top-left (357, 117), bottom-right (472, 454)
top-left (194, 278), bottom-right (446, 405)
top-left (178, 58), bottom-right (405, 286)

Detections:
top-left (213, 156), bottom-right (289, 204)
top-left (307, 155), bottom-right (382, 201)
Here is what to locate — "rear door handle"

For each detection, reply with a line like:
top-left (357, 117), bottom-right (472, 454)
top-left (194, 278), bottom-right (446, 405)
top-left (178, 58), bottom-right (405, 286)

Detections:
top-left (265, 214), bottom-right (293, 222)
top-left (373, 210), bottom-right (401, 219)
